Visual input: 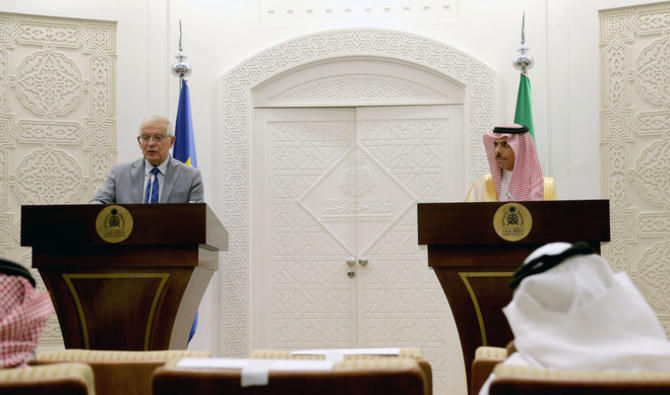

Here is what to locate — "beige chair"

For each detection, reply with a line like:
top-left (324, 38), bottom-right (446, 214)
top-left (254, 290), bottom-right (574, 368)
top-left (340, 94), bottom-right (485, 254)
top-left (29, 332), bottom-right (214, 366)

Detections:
top-left (250, 347), bottom-right (432, 395)
top-left (471, 346), bottom-right (507, 394)
top-left (35, 349), bottom-right (210, 395)
top-left (153, 357), bottom-right (427, 395)
top-left (471, 346), bottom-right (670, 394)
top-left (488, 364), bottom-right (670, 394)
top-left (0, 362), bottom-right (94, 395)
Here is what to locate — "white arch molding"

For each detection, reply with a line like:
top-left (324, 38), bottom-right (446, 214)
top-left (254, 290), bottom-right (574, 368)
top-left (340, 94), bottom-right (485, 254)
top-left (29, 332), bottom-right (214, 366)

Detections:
top-left (214, 28), bottom-right (495, 358)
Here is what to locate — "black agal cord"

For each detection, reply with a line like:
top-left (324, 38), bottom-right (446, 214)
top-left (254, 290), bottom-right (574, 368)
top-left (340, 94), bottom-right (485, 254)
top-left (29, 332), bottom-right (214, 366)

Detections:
top-left (510, 242), bottom-right (595, 289)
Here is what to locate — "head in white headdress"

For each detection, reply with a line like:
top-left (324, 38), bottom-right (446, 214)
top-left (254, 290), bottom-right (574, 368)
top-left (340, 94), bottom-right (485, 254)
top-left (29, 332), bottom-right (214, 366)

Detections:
top-left (503, 242), bottom-right (670, 372)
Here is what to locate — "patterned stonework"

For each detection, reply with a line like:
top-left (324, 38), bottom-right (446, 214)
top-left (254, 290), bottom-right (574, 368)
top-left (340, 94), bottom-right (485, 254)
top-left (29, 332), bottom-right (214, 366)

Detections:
top-left (272, 75), bottom-right (448, 104)
top-left (217, 28), bottom-right (493, 395)
top-left (636, 37), bottom-right (670, 106)
top-left (14, 146), bottom-right (83, 204)
top-left (14, 49), bottom-right (85, 117)
top-left (600, 4), bottom-right (670, 331)
top-left (0, 12), bottom-right (116, 349)
top-left (0, 49), bottom-right (8, 110)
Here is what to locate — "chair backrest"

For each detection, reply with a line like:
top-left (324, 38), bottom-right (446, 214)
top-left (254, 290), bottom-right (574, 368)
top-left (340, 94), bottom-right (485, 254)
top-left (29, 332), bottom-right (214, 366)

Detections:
top-left (0, 362), bottom-right (94, 395)
top-left (489, 364), bottom-right (670, 394)
top-left (153, 357), bottom-right (427, 395)
top-left (471, 346), bottom-right (507, 394)
top-left (35, 349), bottom-right (210, 395)
top-left (249, 347), bottom-right (431, 395)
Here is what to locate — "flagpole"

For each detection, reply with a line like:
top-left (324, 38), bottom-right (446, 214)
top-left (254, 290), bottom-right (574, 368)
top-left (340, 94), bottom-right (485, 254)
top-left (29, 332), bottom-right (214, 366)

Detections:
top-left (513, 11), bottom-right (534, 74)
top-left (172, 19), bottom-right (191, 80)
top-left (170, 20), bottom-right (199, 342)
top-left (513, 11), bottom-right (536, 142)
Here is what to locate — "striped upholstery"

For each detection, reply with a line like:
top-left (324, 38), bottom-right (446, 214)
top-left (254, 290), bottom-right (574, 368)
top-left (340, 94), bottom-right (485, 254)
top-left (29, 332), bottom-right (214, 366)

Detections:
top-left (475, 346), bottom-right (508, 360)
top-left (34, 350), bottom-right (210, 395)
top-left (471, 346), bottom-right (508, 395)
top-left (333, 358), bottom-right (419, 370)
top-left (37, 349), bottom-right (210, 362)
top-left (494, 364), bottom-right (670, 381)
top-left (488, 364), bottom-right (670, 394)
top-left (0, 362), bottom-right (95, 395)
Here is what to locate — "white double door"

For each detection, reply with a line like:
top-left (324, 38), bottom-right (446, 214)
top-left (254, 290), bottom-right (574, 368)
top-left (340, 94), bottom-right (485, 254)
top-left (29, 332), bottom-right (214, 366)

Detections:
top-left (251, 105), bottom-right (466, 394)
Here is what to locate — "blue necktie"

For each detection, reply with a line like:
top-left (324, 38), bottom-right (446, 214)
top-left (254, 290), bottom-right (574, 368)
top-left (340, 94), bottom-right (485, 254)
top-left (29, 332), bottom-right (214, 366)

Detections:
top-left (144, 167), bottom-right (160, 203)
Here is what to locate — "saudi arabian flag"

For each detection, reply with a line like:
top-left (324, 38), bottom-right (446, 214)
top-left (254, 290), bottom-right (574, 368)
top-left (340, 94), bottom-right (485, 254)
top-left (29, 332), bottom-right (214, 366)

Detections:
top-left (514, 72), bottom-right (535, 142)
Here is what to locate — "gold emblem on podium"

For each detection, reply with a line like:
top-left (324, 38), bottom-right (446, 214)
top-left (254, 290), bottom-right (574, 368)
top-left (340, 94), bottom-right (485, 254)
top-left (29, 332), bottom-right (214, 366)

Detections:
top-left (493, 202), bottom-right (532, 242)
top-left (95, 205), bottom-right (134, 243)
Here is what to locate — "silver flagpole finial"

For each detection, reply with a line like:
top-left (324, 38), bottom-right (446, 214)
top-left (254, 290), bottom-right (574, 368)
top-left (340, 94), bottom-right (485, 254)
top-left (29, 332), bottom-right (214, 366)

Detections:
top-left (172, 19), bottom-right (192, 78)
top-left (178, 19), bottom-right (183, 53)
top-left (513, 11), bottom-right (534, 73)
top-left (521, 11), bottom-right (526, 46)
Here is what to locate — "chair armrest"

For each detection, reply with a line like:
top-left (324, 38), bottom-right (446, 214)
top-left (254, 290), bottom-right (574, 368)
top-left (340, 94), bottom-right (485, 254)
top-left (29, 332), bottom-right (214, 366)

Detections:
top-left (490, 364), bottom-right (670, 394)
top-left (0, 362), bottom-right (94, 395)
top-left (471, 346), bottom-right (507, 394)
top-left (35, 349), bottom-right (210, 395)
top-left (153, 358), bottom-right (427, 395)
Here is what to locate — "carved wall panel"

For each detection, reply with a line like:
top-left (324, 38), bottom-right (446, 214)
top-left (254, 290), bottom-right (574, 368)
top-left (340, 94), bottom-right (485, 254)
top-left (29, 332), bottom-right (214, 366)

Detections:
top-left (218, 29), bottom-right (493, 393)
top-left (275, 75), bottom-right (447, 104)
top-left (0, 12), bottom-right (116, 348)
top-left (600, 3), bottom-right (670, 333)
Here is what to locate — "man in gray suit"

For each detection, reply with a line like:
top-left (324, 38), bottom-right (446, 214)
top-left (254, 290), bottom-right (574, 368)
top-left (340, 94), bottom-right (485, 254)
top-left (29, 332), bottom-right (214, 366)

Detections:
top-left (90, 115), bottom-right (204, 204)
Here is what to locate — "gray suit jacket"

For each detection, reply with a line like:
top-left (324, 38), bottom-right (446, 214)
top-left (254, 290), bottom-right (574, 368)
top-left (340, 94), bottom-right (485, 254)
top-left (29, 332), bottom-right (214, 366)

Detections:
top-left (90, 157), bottom-right (204, 204)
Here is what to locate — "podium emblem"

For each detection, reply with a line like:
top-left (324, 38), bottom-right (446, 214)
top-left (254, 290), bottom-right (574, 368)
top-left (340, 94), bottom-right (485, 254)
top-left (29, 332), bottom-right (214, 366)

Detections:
top-left (95, 205), bottom-right (134, 243)
top-left (493, 203), bottom-right (532, 242)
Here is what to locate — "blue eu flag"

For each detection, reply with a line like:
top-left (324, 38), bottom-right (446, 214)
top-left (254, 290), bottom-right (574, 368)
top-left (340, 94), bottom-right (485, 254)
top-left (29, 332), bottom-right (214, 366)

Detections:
top-left (173, 78), bottom-right (199, 343)
top-left (173, 79), bottom-right (197, 167)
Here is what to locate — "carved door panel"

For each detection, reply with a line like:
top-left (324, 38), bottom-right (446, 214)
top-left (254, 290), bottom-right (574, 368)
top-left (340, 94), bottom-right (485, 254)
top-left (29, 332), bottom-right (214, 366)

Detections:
top-left (354, 106), bottom-right (464, 395)
top-left (252, 106), bottom-right (464, 394)
top-left (252, 108), bottom-right (358, 349)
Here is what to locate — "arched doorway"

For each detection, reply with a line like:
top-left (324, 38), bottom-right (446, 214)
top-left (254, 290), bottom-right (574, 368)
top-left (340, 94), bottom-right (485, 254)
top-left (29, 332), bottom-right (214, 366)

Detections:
top-left (214, 29), bottom-right (495, 395)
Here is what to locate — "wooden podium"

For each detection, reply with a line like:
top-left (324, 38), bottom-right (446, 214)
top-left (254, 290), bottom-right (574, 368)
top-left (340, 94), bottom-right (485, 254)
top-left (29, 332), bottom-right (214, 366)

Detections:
top-left (417, 200), bottom-right (610, 387)
top-left (21, 203), bottom-right (228, 351)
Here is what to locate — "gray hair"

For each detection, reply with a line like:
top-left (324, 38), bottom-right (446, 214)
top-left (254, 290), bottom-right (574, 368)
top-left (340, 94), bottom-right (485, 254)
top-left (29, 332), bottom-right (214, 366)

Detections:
top-left (139, 115), bottom-right (173, 136)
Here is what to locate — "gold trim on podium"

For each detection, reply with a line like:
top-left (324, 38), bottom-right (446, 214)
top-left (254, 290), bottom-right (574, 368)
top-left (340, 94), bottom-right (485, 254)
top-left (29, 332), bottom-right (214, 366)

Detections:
top-left (458, 272), bottom-right (515, 345)
top-left (63, 273), bottom-right (170, 349)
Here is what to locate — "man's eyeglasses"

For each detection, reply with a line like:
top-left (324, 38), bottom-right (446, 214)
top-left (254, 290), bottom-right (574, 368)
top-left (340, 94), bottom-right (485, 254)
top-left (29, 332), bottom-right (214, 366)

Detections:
top-left (139, 135), bottom-right (170, 143)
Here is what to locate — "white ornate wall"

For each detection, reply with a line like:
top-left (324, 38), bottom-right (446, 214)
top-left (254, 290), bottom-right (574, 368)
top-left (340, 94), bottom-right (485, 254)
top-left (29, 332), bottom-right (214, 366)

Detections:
top-left (215, 28), bottom-right (494, 359)
top-left (600, 3), bottom-right (670, 333)
top-left (0, 12), bottom-right (117, 348)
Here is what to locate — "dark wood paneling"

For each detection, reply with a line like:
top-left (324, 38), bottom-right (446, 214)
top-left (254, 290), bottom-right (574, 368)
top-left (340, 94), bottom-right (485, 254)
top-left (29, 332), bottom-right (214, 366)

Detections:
top-left (418, 200), bottom-right (610, 246)
top-left (21, 203), bottom-right (227, 250)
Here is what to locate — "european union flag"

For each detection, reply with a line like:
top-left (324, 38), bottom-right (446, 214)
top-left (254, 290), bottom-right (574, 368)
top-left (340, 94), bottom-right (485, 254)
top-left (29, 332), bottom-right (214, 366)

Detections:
top-left (173, 78), bottom-right (199, 343)
top-left (173, 79), bottom-right (197, 167)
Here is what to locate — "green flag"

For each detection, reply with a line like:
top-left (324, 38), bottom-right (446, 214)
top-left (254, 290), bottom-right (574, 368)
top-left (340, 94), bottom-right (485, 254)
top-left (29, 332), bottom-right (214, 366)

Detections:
top-left (514, 72), bottom-right (535, 142)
